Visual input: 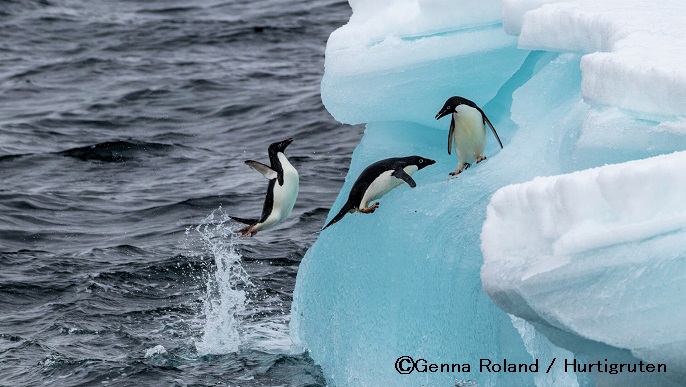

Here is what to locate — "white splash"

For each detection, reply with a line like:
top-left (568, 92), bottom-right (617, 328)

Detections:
top-left (191, 208), bottom-right (252, 355)
top-left (144, 345), bottom-right (167, 358)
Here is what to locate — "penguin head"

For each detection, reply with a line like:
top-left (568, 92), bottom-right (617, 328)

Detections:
top-left (409, 156), bottom-right (436, 170)
top-left (435, 96), bottom-right (478, 120)
top-left (268, 138), bottom-right (294, 155)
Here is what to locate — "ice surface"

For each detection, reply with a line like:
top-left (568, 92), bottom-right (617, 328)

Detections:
top-left (339, 0), bottom-right (504, 49)
top-left (572, 108), bottom-right (686, 171)
top-left (294, 48), bottom-right (580, 386)
top-left (291, 121), bottom-right (539, 386)
top-left (501, 0), bottom-right (562, 36)
top-left (293, 0), bottom-right (686, 386)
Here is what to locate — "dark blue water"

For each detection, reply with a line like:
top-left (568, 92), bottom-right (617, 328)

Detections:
top-left (0, 0), bottom-right (359, 385)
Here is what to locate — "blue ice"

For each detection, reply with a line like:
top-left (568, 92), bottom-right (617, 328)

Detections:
top-left (290, 1), bottom-right (686, 386)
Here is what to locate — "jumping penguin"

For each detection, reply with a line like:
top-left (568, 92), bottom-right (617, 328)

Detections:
top-left (322, 156), bottom-right (435, 231)
top-left (230, 138), bottom-right (299, 236)
top-left (435, 96), bottom-right (503, 176)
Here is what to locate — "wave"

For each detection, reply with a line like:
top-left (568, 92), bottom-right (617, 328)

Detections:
top-left (57, 140), bottom-right (173, 162)
top-left (0, 153), bottom-right (29, 163)
top-left (8, 58), bottom-right (117, 80)
top-left (135, 6), bottom-right (203, 15)
top-left (117, 88), bottom-right (172, 104)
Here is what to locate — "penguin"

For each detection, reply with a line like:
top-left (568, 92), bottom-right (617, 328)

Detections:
top-left (435, 96), bottom-right (503, 176)
top-left (322, 156), bottom-right (435, 231)
top-left (230, 138), bottom-right (299, 236)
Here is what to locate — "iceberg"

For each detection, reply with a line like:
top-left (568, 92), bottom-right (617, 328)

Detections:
top-left (291, 0), bottom-right (686, 386)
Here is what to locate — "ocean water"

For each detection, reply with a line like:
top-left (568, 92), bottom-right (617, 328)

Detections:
top-left (0, 0), bottom-right (358, 385)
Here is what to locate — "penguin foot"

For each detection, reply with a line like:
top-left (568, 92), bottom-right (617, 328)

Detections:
top-left (450, 163), bottom-right (464, 176)
top-left (360, 202), bottom-right (379, 214)
top-left (239, 226), bottom-right (257, 237)
top-left (450, 163), bottom-right (471, 176)
top-left (477, 155), bottom-right (486, 164)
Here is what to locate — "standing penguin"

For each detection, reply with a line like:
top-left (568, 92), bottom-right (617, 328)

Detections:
top-left (435, 96), bottom-right (503, 176)
top-left (230, 138), bottom-right (299, 236)
top-left (322, 156), bottom-right (435, 231)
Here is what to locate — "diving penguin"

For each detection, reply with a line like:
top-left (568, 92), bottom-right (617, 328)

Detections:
top-left (230, 138), bottom-right (299, 236)
top-left (322, 156), bottom-right (435, 231)
top-left (435, 96), bottom-right (503, 176)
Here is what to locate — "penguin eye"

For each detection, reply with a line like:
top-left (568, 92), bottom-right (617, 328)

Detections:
top-left (419, 159), bottom-right (423, 164)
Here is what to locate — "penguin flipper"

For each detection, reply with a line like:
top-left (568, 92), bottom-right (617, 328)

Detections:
top-left (482, 112), bottom-right (503, 149)
top-left (392, 168), bottom-right (416, 188)
top-left (230, 216), bottom-right (258, 225)
top-left (245, 160), bottom-right (277, 180)
top-left (448, 115), bottom-right (455, 155)
top-left (321, 201), bottom-right (354, 231)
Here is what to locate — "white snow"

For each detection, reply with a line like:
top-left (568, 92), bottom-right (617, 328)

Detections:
top-left (482, 151), bottom-right (686, 380)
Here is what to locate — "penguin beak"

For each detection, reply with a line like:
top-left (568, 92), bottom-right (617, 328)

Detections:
top-left (417, 158), bottom-right (436, 170)
top-left (435, 106), bottom-right (451, 120)
top-left (282, 138), bottom-right (294, 148)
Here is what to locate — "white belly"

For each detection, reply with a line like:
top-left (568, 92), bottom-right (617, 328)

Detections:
top-left (453, 110), bottom-right (486, 165)
top-left (258, 153), bottom-right (299, 231)
top-left (360, 165), bottom-right (417, 209)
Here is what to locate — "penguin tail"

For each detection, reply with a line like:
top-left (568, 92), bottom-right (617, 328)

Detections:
top-left (321, 202), bottom-right (354, 232)
top-left (229, 216), bottom-right (258, 225)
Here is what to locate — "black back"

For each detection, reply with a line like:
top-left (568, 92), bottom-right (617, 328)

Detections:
top-left (347, 156), bottom-right (433, 206)
top-left (258, 179), bottom-right (277, 223)
top-left (321, 155), bottom-right (434, 231)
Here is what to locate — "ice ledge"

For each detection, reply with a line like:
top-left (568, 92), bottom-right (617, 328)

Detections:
top-left (320, 26), bottom-right (527, 127)
top-left (502, 0), bottom-right (686, 117)
top-left (481, 150), bottom-right (686, 382)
